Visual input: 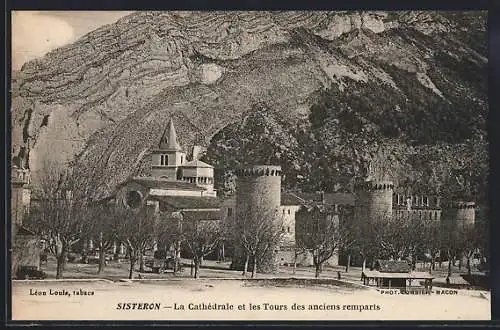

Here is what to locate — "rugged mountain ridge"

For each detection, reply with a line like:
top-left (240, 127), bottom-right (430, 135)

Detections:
top-left (10, 11), bottom-right (487, 199)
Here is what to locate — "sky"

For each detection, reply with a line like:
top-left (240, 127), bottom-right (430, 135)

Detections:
top-left (11, 11), bottom-right (133, 70)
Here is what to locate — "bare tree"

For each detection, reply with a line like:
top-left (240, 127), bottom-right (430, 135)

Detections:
top-left (228, 203), bottom-right (284, 278)
top-left (352, 213), bottom-right (391, 272)
top-left (377, 212), bottom-right (428, 269)
top-left (475, 214), bottom-right (489, 270)
top-left (251, 216), bottom-right (284, 278)
top-left (457, 224), bottom-right (480, 276)
top-left (28, 161), bottom-right (91, 279)
top-left (339, 211), bottom-right (357, 273)
top-left (296, 204), bottom-right (352, 278)
top-left (291, 246), bottom-right (308, 274)
top-left (114, 205), bottom-right (159, 279)
top-left (182, 218), bottom-right (223, 279)
top-left (378, 217), bottom-right (408, 261)
top-left (86, 203), bottom-right (121, 274)
top-left (421, 220), bottom-right (442, 274)
top-left (441, 226), bottom-right (461, 278)
top-left (157, 211), bottom-right (184, 274)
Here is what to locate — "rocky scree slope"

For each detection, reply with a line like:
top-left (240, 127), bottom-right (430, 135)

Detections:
top-left (10, 11), bottom-right (487, 199)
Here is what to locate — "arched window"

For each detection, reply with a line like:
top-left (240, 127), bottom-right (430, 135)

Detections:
top-left (160, 154), bottom-right (168, 166)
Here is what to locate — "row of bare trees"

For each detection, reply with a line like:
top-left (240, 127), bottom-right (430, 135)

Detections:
top-left (26, 161), bottom-right (487, 280)
top-left (291, 203), bottom-right (488, 279)
top-left (294, 205), bottom-right (355, 278)
top-left (224, 202), bottom-right (285, 278)
top-left (342, 213), bottom-right (487, 277)
top-left (27, 161), bottom-right (225, 279)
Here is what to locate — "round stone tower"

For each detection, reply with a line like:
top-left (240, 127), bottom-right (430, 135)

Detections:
top-left (354, 179), bottom-right (394, 223)
top-left (450, 201), bottom-right (476, 229)
top-left (231, 165), bottom-right (282, 273)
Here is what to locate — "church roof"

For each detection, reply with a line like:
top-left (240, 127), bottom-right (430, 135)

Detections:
top-left (182, 160), bottom-right (213, 168)
top-left (158, 119), bottom-right (182, 151)
top-left (181, 210), bottom-right (221, 221)
top-left (291, 192), bottom-right (355, 206)
top-left (374, 259), bottom-right (412, 273)
top-left (362, 270), bottom-right (433, 279)
top-left (281, 192), bottom-right (306, 206)
top-left (149, 196), bottom-right (222, 210)
top-left (14, 224), bottom-right (37, 236)
top-left (221, 192), bottom-right (304, 207)
top-left (130, 177), bottom-right (205, 191)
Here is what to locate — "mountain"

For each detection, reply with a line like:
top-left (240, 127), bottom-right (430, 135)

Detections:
top-left (10, 11), bottom-right (487, 200)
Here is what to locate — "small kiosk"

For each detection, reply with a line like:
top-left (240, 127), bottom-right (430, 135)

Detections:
top-left (361, 260), bottom-right (434, 290)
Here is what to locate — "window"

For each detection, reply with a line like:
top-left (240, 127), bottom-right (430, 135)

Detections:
top-left (283, 209), bottom-right (285, 215)
top-left (288, 209), bottom-right (291, 215)
top-left (287, 227), bottom-right (290, 233)
top-left (227, 208), bottom-right (233, 217)
top-left (181, 156), bottom-right (184, 164)
top-left (160, 154), bottom-right (168, 166)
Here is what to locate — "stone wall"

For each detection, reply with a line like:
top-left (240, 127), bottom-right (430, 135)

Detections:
top-left (12, 234), bottom-right (41, 278)
top-left (231, 165), bottom-right (282, 273)
top-left (354, 180), bottom-right (394, 223)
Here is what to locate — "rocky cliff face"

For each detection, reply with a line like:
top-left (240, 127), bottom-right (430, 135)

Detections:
top-left (11, 11), bottom-right (487, 198)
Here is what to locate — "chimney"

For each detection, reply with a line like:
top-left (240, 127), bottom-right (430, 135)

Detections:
top-left (191, 145), bottom-right (207, 161)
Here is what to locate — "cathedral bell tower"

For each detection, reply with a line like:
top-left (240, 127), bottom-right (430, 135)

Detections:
top-left (151, 119), bottom-right (186, 181)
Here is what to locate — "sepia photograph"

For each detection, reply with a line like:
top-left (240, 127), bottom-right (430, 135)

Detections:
top-left (9, 10), bottom-right (490, 321)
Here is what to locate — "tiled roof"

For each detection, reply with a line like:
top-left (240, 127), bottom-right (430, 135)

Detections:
top-left (15, 225), bottom-right (37, 236)
top-left (363, 270), bottom-right (433, 279)
top-left (221, 193), bottom-right (304, 207)
top-left (158, 118), bottom-right (182, 151)
top-left (181, 210), bottom-right (221, 221)
top-left (182, 160), bottom-right (213, 168)
top-left (281, 192), bottom-right (306, 206)
top-left (130, 177), bottom-right (205, 191)
top-left (220, 192), bottom-right (350, 207)
top-left (291, 192), bottom-right (355, 206)
top-left (375, 259), bottom-right (412, 273)
top-left (149, 195), bottom-right (222, 210)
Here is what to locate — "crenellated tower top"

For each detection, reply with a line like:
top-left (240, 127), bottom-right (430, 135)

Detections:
top-left (235, 165), bottom-right (282, 177)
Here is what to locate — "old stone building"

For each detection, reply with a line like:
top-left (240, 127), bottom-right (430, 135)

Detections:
top-left (105, 119), bottom-right (218, 208)
top-left (227, 165), bottom-right (284, 272)
top-left (11, 163), bottom-right (40, 278)
top-left (11, 117), bottom-right (481, 277)
top-left (149, 119), bottom-right (216, 196)
top-left (97, 119), bottom-right (221, 256)
top-left (223, 171), bottom-right (477, 271)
